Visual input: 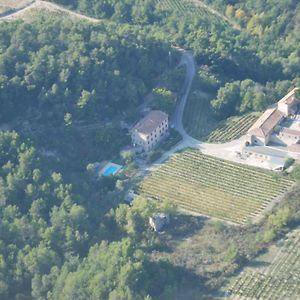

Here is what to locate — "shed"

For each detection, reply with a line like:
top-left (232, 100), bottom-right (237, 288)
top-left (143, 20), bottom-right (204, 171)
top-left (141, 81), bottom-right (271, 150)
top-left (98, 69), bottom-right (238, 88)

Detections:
top-left (149, 213), bottom-right (170, 232)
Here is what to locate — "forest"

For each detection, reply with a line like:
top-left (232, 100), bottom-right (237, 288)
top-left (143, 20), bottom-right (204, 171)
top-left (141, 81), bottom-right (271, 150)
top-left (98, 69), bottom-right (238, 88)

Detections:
top-left (0, 0), bottom-right (300, 299)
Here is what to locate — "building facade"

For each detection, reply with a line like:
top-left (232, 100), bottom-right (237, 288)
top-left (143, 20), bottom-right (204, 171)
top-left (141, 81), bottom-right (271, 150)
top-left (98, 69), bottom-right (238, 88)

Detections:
top-left (246, 88), bottom-right (299, 146)
top-left (131, 110), bottom-right (169, 152)
top-left (277, 88), bottom-right (299, 116)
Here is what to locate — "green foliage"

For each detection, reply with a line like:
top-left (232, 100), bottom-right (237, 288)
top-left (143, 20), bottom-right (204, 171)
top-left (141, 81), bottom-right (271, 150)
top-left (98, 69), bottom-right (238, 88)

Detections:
top-left (1, 0), bottom-right (300, 298)
top-left (54, 239), bottom-right (146, 300)
top-left (284, 158), bottom-right (295, 170)
top-left (0, 18), bottom-right (170, 124)
top-left (224, 243), bottom-right (240, 264)
top-left (211, 79), bottom-right (298, 119)
top-left (146, 150), bottom-right (162, 163)
top-left (268, 207), bottom-right (292, 230)
top-left (151, 87), bottom-right (175, 114)
top-left (211, 81), bottom-right (241, 119)
top-left (121, 150), bottom-right (135, 164)
top-left (290, 165), bottom-right (300, 181)
top-left (114, 196), bottom-right (175, 236)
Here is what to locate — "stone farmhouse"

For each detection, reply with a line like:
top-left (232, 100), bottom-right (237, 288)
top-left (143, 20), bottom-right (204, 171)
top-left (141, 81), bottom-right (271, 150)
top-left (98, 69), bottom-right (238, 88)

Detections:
top-left (130, 110), bottom-right (169, 152)
top-left (246, 88), bottom-right (299, 146)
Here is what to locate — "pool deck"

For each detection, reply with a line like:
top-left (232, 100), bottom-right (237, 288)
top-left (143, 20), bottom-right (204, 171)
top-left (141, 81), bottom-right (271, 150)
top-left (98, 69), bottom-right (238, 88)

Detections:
top-left (98, 162), bottom-right (123, 177)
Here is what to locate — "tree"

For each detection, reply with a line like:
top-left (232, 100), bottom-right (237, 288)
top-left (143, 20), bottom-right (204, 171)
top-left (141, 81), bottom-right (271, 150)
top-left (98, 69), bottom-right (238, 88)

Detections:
top-left (64, 113), bottom-right (73, 126)
top-left (211, 81), bottom-right (241, 119)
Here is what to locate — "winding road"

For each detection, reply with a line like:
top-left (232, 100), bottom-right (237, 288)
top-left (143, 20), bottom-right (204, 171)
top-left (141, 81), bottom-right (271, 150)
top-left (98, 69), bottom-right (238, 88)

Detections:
top-left (152, 51), bottom-right (244, 167)
top-left (0, 0), bottom-right (253, 169)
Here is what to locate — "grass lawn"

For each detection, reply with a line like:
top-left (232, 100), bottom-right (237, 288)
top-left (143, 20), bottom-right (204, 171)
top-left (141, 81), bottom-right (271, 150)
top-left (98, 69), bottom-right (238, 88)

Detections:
top-left (139, 150), bottom-right (294, 225)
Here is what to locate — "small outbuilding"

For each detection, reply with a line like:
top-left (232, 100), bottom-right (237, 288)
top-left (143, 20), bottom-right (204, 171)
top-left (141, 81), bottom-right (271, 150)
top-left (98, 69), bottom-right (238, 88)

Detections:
top-left (149, 213), bottom-right (170, 232)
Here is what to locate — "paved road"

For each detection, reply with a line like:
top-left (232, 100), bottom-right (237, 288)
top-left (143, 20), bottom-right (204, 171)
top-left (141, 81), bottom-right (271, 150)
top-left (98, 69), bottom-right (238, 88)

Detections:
top-left (0, 2), bottom-right (246, 168)
top-left (151, 51), bottom-right (244, 169)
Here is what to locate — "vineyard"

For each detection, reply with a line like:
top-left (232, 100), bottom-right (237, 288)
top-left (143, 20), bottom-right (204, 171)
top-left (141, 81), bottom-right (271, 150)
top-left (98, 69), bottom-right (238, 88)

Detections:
top-left (183, 88), bottom-right (260, 143)
top-left (227, 228), bottom-right (300, 299)
top-left (206, 112), bottom-right (261, 143)
top-left (139, 150), bottom-right (294, 225)
top-left (154, 0), bottom-right (228, 26)
top-left (183, 90), bottom-right (216, 140)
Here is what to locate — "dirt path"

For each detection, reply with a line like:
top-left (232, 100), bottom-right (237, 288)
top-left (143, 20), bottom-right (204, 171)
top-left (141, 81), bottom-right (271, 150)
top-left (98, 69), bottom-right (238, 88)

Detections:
top-left (0, 0), bottom-right (101, 22)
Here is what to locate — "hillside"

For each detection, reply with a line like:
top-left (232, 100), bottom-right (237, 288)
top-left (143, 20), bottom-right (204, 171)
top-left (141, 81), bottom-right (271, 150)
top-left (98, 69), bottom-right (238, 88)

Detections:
top-left (0, 0), bottom-right (299, 299)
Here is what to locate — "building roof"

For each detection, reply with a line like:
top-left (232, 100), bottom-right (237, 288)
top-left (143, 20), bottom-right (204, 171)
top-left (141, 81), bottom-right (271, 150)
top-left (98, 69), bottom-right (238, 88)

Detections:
top-left (281, 127), bottom-right (300, 137)
top-left (131, 111), bottom-right (168, 135)
top-left (247, 107), bottom-right (284, 138)
top-left (288, 143), bottom-right (300, 153)
top-left (278, 87), bottom-right (299, 106)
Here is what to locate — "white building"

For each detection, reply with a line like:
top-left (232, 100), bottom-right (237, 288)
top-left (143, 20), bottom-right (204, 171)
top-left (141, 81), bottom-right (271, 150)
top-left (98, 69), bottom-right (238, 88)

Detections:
top-left (246, 88), bottom-right (299, 146)
top-left (246, 107), bottom-right (284, 146)
top-left (277, 127), bottom-right (300, 146)
top-left (277, 88), bottom-right (299, 116)
top-left (130, 111), bottom-right (169, 152)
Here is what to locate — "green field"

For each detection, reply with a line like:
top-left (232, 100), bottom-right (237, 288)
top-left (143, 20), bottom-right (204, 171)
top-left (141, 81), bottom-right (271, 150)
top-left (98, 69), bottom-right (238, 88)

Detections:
top-left (183, 89), bottom-right (260, 143)
top-left (139, 150), bottom-right (294, 225)
top-left (227, 228), bottom-right (300, 299)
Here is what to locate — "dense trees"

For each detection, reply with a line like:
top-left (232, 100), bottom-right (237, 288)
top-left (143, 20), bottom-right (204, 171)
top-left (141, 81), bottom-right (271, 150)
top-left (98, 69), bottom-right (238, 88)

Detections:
top-left (0, 131), bottom-right (180, 299)
top-left (0, 0), bottom-right (299, 298)
top-left (0, 18), bottom-right (172, 124)
top-left (211, 78), bottom-right (299, 119)
top-left (49, 0), bottom-right (299, 121)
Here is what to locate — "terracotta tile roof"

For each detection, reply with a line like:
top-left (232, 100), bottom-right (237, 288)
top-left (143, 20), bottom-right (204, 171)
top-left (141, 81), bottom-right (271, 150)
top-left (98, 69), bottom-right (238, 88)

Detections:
top-left (131, 111), bottom-right (168, 135)
top-left (281, 127), bottom-right (300, 137)
top-left (278, 87), bottom-right (299, 105)
top-left (247, 108), bottom-right (284, 138)
top-left (288, 143), bottom-right (300, 153)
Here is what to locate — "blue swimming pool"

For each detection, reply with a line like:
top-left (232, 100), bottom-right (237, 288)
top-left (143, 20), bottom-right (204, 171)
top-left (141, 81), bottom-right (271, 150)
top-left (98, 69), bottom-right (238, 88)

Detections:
top-left (102, 165), bottom-right (122, 176)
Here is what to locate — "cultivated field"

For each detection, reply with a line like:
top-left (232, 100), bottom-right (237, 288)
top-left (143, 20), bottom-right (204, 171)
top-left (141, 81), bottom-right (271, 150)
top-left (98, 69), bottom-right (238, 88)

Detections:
top-left (183, 89), bottom-right (260, 143)
top-left (139, 150), bottom-right (294, 225)
top-left (154, 0), bottom-right (228, 26)
top-left (206, 112), bottom-right (261, 143)
top-left (227, 228), bottom-right (300, 299)
top-left (183, 90), bottom-right (216, 139)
